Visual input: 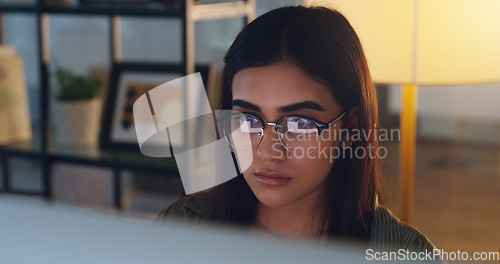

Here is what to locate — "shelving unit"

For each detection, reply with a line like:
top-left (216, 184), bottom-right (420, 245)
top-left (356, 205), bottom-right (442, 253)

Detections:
top-left (0, 0), bottom-right (255, 208)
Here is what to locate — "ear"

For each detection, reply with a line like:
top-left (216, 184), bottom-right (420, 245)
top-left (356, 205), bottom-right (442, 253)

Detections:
top-left (343, 107), bottom-right (359, 147)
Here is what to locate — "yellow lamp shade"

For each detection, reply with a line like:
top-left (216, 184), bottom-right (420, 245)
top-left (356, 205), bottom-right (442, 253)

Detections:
top-left (306, 0), bottom-right (500, 84)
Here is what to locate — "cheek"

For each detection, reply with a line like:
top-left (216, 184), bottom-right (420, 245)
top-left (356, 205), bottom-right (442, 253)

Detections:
top-left (297, 154), bottom-right (334, 181)
top-left (317, 129), bottom-right (345, 160)
top-left (294, 137), bottom-right (340, 179)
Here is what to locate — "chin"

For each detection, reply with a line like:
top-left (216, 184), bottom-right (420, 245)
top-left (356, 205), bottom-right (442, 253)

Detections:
top-left (251, 188), bottom-right (296, 208)
top-left (243, 172), bottom-right (301, 208)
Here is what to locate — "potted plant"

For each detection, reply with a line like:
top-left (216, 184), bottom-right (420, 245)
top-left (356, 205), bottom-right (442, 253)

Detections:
top-left (51, 66), bottom-right (104, 146)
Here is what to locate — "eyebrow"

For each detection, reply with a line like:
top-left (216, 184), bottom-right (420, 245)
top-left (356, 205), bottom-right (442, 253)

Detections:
top-left (232, 99), bottom-right (261, 112)
top-left (232, 99), bottom-right (325, 113)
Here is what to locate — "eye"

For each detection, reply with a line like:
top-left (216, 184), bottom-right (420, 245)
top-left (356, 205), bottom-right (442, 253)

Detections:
top-left (232, 113), bottom-right (262, 133)
top-left (283, 117), bottom-right (317, 134)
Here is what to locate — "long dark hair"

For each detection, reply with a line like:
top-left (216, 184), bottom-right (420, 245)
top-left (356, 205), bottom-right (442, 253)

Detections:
top-left (210, 5), bottom-right (382, 241)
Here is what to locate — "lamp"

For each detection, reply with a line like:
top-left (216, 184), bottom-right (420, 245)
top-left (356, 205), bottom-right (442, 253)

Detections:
top-left (305, 0), bottom-right (500, 223)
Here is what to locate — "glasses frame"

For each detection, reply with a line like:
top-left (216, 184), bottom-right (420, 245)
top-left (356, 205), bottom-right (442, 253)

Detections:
top-left (222, 111), bottom-right (347, 152)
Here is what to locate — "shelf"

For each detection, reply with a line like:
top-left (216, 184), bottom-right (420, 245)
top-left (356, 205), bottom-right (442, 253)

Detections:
top-left (0, 1), bottom-right (182, 17)
top-left (43, 2), bottom-right (183, 17)
top-left (0, 189), bottom-right (43, 196)
top-left (0, 2), bottom-right (37, 13)
top-left (0, 139), bottom-right (178, 174)
top-left (0, 1), bottom-right (253, 20)
top-left (0, 132), bottom-right (42, 159)
top-left (49, 145), bottom-right (179, 174)
top-left (0, 0), bottom-right (253, 204)
top-left (0, 143), bottom-right (42, 159)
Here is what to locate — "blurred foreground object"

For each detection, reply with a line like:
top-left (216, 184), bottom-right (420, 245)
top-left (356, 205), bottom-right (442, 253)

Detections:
top-left (0, 45), bottom-right (32, 145)
top-left (0, 198), bottom-right (363, 263)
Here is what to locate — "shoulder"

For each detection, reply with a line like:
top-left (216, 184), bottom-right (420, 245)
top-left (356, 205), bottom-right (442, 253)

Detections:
top-left (370, 204), bottom-right (438, 253)
top-left (154, 189), bottom-right (215, 224)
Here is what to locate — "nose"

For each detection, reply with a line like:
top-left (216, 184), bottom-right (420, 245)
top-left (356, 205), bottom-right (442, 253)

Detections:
top-left (256, 124), bottom-right (286, 162)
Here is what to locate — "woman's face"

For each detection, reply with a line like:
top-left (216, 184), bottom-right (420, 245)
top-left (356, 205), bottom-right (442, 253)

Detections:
top-left (231, 61), bottom-right (345, 209)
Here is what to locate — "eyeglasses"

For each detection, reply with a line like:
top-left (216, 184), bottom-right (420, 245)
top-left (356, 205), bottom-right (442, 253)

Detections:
top-left (221, 111), bottom-right (347, 153)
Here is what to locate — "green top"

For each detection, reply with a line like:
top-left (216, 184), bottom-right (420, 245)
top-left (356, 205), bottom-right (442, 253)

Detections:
top-left (156, 190), bottom-right (443, 263)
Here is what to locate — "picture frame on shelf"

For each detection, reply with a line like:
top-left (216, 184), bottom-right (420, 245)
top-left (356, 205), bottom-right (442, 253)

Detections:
top-left (100, 62), bottom-right (210, 152)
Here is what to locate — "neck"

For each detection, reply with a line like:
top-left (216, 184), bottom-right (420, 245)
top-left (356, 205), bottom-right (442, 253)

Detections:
top-left (255, 188), bottom-right (328, 239)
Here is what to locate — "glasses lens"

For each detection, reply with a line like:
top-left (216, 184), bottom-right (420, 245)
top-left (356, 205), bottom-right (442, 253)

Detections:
top-left (277, 117), bottom-right (319, 153)
top-left (224, 112), bottom-right (263, 151)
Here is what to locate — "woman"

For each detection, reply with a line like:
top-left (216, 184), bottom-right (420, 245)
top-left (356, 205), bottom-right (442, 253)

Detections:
top-left (157, 5), bottom-right (439, 254)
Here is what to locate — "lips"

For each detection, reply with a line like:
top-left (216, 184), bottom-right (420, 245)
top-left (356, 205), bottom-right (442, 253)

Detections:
top-left (254, 170), bottom-right (292, 186)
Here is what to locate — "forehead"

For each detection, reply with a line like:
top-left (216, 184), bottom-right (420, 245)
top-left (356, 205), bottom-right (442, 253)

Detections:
top-left (231, 61), bottom-right (340, 112)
